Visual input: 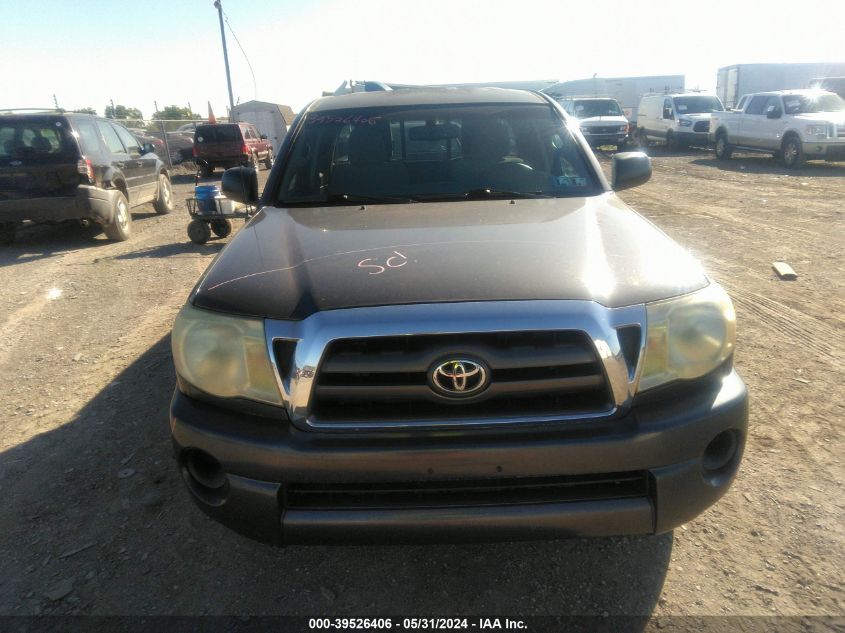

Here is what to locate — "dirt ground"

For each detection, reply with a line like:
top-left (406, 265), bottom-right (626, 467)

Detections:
top-left (0, 150), bottom-right (843, 625)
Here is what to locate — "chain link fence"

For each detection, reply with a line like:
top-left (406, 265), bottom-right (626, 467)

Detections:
top-left (110, 118), bottom-right (213, 169)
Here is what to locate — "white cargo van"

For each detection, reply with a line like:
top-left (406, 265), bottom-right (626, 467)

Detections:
top-left (635, 94), bottom-right (724, 149)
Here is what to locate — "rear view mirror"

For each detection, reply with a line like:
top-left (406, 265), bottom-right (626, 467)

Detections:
top-left (221, 166), bottom-right (259, 204)
top-left (612, 152), bottom-right (652, 191)
top-left (260, 133), bottom-right (268, 140)
top-left (408, 123), bottom-right (460, 141)
top-left (662, 108), bottom-right (674, 120)
top-left (141, 142), bottom-right (155, 155)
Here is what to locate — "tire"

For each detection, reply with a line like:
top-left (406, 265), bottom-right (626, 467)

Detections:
top-left (636, 129), bottom-right (649, 150)
top-left (187, 219), bottom-right (211, 244)
top-left (714, 133), bottom-right (733, 160)
top-left (0, 223), bottom-right (15, 246)
top-left (781, 136), bottom-right (805, 169)
top-left (103, 191), bottom-right (132, 241)
top-left (200, 162), bottom-right (214, 178)
top-left (153, 173), bottom-right (174, 214)
top-left (250, 152), bottom-right (260, 171)
top-left (263, 149), bottom-right (274, 170)
top-left (210, 218), bottom-right (233, 238)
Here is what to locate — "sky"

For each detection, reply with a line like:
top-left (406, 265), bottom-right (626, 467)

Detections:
top-left (1, 0), bottom-right (842, 118)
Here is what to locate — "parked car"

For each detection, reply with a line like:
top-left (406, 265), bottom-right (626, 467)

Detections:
top-left (169, 88), bottom-right (747, 545)
top-left (0, 111), bottom-right (174, 244)
top-left (710, 89), bottom-right (845, 168)
top-left (635, 93), bottom-right (724, 149)
top-left (557, 97), bottom-right (629, 149)
top-left (193, 122), bottom-right (273, 177)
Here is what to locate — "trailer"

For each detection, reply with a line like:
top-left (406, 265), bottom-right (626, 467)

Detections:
top-left (716, 63), bottom-right (845, 109)
top-left (541, 75), bottom-right (684, 125)
top-left (231, 100), bottom-right (296, 154)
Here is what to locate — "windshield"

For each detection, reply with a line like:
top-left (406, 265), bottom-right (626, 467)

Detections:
top-left (783, 94), bottom-right (845, 114)
top-left (194, 125), bottom-right (241, 142)
top-left (570, 99), bottom-right (623, 118)
top-left (673, 96), bottom-right (723, 114)
top-left (276, 104), bottom-right (599, 206)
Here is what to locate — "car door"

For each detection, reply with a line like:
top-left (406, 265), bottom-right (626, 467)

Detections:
top-left (113, 123), bottom-right (157, 202)
top-left (739, 95), bottom-right (768, 146)
top-left (96, 120), bottom-right (140, 202)
top-left (759, 96), bottom-right (785, 150)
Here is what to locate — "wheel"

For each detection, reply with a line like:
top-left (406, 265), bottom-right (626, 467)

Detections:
top-left (665, 131), bottom-right (679, 150)
top-left (250, 152), bottom-right (260, 171)
top-left (187, 219), bottom-right (211, 244)
top-left (103, 191), bottom-right (132, 241)
top-left (0, 223), bottom-right (15, 246)
top-left (210, 218), bottom-right (233, 238)
top-left (714, 133), bottom-right (733, 160)
top-left (153, 173), bottom-right (174, 214)
top-left (200, 162), bottom-right (214, 178)
top-left (263, 149), bottom-right (274, 170)
top-left (636, 129), bottom-right (649, 150)
top-left (781, 136), bottom-right (805, 169)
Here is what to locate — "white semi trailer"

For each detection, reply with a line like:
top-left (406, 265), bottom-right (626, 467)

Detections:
top-left (716, 63), bottom-right (845, 110)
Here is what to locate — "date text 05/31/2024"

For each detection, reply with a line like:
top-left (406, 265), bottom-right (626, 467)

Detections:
top-left (308, 618), bottom-right (527, 630)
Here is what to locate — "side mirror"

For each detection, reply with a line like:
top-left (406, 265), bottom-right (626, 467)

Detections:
top-left (221, 166), bottom-right (259, 204)
top-left (259, 133), bottom-right (268, 140)
top-left (141, 142), bottom-right (155, 155)
top-left (663, 109), bottom-right (673, 120)
top-left (766, 106), bottom-right (782, 119)
top-left (612, 152), bottom-right (652, 191)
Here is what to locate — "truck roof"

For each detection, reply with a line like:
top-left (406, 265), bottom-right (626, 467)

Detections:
top-left (746, 88), bottom-right (838, 97)
top-left (309, 87), bottom-right (547, 112)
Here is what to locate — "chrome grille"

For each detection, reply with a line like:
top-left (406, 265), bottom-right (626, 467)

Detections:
top-left (308, 331), bottom-right (613, 424)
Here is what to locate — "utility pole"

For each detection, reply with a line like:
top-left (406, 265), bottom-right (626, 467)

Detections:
top-left (214, 0), bottom-right (235, 114)
top-left (52, 94), bottom-right (60, 110)
top-left (110, 99), bottom-right (115, 118)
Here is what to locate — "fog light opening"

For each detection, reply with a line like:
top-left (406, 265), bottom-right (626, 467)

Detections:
top-left (181, 449), bottom-right (229, 506)
top-left (702, 430), bottom-right (739, 479)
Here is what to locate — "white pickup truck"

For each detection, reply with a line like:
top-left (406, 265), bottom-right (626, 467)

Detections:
top-left (709, 89), bottom-right (845, 168)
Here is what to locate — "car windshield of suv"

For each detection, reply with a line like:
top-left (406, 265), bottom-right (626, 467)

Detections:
top-left (673, 96), bottom-right (723, 114)
top-left (571, 99), bottom-right (623, 118)
top-left (195, 124), bottom-right (240, 143)
top-left (276, 104), bottom-right (599, 206)
top-left (783, 93), bottom-right (845, 114)
top-left (0, 118), bottom-right (75, 164)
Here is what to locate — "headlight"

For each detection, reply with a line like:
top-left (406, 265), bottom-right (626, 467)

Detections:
top-left (171, 303), bottom-right (282, 405)
top-left (639, 283), bottom-right (736, 391)
top-left (805, 124), bottom-right (827, 137)
top-left (678, 118), bottom-right (693, 127)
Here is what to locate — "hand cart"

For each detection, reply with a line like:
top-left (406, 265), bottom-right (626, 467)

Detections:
top-left (185, 182), bottom-right (255, 245)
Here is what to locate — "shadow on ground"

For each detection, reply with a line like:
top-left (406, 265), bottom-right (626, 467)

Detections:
top-left (0, 337), bottom-right (671, 624)
top-left (0, 212), bottom-right (163, 268)
top-left (691, 155), bottom-right (845, 177)
top-left (113, 241), bottom-right (225, 261)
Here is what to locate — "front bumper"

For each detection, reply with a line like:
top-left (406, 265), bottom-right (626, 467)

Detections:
top-left (582, 133), bottom-right (628, 147)
top-left (170, 370), bottom-right (748, 545)
top-left (802, 140), bottom-right (845, 161)
top-left (0, 186), bottom-right (117, 224)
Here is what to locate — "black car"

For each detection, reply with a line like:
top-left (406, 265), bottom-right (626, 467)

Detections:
top-left (0, 111), bottom-right (175, 244)
top-left (170, 88), bottom-right (747, 545)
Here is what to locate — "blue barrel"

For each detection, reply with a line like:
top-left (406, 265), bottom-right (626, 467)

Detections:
top-left (195, 185), bottom-right (221, 213)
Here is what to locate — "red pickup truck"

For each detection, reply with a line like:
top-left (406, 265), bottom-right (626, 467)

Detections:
top-left (193, 122), bottom-right (273, 177)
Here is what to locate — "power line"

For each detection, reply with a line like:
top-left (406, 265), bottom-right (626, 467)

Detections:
top-left (222, 10), bottom-right (257, 101)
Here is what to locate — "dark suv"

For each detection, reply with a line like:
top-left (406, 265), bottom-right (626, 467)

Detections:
top-left (170, 88), bottom-right (747, 545)
top-left (193, 122), bottom-right (273, 177)
top-left (0, 111), bottom-right (174, 244)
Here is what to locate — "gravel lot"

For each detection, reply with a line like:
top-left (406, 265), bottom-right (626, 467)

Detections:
top-left (0, 150), bottom-right (842, 624)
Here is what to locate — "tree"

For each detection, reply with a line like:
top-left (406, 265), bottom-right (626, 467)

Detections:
top-left (104, 104), bottom-right (143, 120)
top-left (152, 105), bottom-right (200, 121)
top-left (73, 107), bottom-right (97, 115)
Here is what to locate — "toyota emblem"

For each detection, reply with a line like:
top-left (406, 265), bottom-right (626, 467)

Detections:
top-left (429, 358), bottom-right (489, 398)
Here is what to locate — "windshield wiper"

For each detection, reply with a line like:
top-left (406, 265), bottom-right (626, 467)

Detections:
top-left (462, 188), bottom-right (553, 199)
top-left (323, 193), bottom-right (418, 204)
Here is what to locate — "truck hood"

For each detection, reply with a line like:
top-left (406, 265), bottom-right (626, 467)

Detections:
top-left (794, 112), bottom-right (845, 124)
top-left (192, 194), bottom-right (708, 320)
